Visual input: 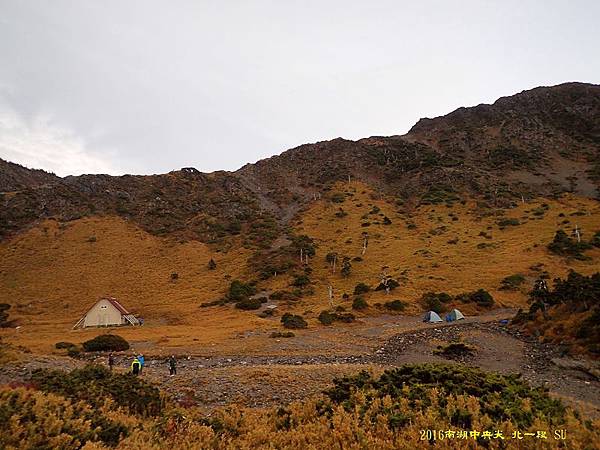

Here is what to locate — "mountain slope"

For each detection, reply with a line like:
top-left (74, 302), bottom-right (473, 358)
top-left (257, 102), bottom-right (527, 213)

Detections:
top-left (238, 82), bottom-right (600, 217)
top-left (0, 159), bottom-right (59, 192)
top-left (1, 185), bottom-right (599, 355)
top-left (1, 83), bottom-right (599, 244)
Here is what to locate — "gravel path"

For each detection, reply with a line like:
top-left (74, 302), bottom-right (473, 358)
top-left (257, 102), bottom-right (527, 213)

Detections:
top-left (1, 316), bottom-right (599, 417)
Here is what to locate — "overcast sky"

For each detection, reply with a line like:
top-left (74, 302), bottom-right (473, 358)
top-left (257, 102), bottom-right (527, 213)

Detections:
top-left (0, 1), bottom-right (599, 176)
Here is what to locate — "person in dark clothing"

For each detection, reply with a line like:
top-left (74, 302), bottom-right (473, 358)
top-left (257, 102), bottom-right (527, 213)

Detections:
top-left (168, 355), bottom-right (177, 376)
top-left (131, 357), bottom-right (141, 376)
top-left (108, 353), bottom-right (115, 371)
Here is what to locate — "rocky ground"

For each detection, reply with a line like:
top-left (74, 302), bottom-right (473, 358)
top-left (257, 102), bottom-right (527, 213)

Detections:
top-left (1, 312), bottom-right (599, 417)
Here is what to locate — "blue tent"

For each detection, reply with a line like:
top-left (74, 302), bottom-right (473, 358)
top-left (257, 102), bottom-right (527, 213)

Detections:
top-left (423, 311), bottom-right (443, 323)
top-left (445, 309), bottom-right (465, 322)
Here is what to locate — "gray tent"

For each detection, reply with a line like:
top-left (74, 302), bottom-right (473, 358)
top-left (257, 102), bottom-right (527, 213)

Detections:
top-left (423, 311), bottom-right (443, 323)
top-left (445, 309), bottom-right (465, 322)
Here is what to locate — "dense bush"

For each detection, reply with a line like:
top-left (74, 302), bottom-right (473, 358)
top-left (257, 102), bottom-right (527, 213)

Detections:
top-left (545, 271), bottom-right (600, 308)
top-left (459, 289), bottom-right (495, 308)
top-left (289, 234), bottom-right (317, 257)
top-left (269, 331), bottom-right (295, 338)
top-left (324, 364), bottom-right (566, 430)
top-left (353, 283), bottom-right (370, 295)
top-left (281, 313), bottom-right (307, 329)
top-left (421, 289), bottom-right (494, 311)
top-left (82, 334), bottom-right (130, 352)
top-left (318, 310), bottom-right (336, 325)
top-left (0, 387), bottom-right (129, 448)
top-left (352, 297), bottom-right (368, 310)
top-left (423, 291), bottom-right (453, 304)
top-left (291, 274), bottom-right (311, 287)
top-left (384, 300), bottom-right (407, 311)
top-left (29, 364), bottom-right (163, 416)
top-left (420, 292), bottom-right (452, 313)
top-left (527, 270), bottom-right (600, 313)
top-left (235, 297), bottom-right (263, 310)
top-left (517, 271), bottom-right (600, 354)
top-left (228, 280), bottom-right (257, 301)
top-left (318, 310), bottom-right (356, 325)
top-left (547, 229), bottom-right (592, 260)
top-left (422, 296), bottom-right (443, 313)
top-left (2, 363), bottom-right (597, 448)
top-left (337, 312), bottom-right (355, 323)
top-left (270, 290), bottom-right (300, 301)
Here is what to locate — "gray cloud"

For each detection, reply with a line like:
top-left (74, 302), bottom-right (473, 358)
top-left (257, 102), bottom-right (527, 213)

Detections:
top-left (0, 0), bottom-right (599, 175)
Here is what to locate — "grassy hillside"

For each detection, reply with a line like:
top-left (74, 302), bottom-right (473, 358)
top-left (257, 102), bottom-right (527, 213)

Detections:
top-left (289, 183), bottom-right (600, 308)
top-left (1, 182), bottom-right (599, 354)
top-left (0, 216), bottom-right (272, 353)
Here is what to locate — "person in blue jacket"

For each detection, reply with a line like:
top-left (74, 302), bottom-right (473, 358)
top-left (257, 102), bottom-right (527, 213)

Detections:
top-left (137, 354), bottom-right (145, 374)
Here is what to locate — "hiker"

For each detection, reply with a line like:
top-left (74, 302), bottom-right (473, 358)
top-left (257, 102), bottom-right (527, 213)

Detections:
top-left (131, 357), bottom-right (141, 376)
top-left (138, 354), bottom-right (145, 374)
top-left (108, 353), bottom-right (115, 371)
top-left (168, 355), bottom-right (177, 376)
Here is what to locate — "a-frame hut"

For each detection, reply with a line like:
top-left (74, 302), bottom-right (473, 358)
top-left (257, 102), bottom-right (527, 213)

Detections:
top-left (73, 297), bottom-right (139, 329)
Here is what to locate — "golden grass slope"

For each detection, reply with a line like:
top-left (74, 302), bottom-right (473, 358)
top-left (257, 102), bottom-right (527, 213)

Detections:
top-left (286, 182), bottom-right (600, 312)
top-left (1, 181), bottom-right (599, 355)
top-left (0, 217), bottom-right (270, 353)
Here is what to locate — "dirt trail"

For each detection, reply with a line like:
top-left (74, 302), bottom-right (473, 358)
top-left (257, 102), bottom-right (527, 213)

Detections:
top-left (1, 310), bottom-right (599, 417)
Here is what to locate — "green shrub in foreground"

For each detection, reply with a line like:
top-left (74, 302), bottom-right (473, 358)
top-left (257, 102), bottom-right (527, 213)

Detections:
top-left (0, 387), bottom-right (129, 448)
top-left (324, 363), bottom-right (567, 429)
top-left (29, 364), bottom-right (164, 417)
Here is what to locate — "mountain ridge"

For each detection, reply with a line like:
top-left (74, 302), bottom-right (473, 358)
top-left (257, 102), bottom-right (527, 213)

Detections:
top-left (1, 82), bottom-right (599, 242)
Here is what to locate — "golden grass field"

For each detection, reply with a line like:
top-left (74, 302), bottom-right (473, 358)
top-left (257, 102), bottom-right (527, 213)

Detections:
top-left (1, 182), bottom-right (599, 355)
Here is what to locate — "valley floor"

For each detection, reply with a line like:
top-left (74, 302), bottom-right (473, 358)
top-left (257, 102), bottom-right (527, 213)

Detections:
top-left (2, 309), bottom-right (599, 418)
